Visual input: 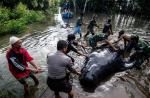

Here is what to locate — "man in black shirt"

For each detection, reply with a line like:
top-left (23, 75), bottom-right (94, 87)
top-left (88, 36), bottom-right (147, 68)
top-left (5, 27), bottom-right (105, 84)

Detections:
top-left (103, 19), bottom-right (113, 35)
top-left (84, 15), bottom-right (99, 39)
top-left (66, 34), bottom-right (87, 62)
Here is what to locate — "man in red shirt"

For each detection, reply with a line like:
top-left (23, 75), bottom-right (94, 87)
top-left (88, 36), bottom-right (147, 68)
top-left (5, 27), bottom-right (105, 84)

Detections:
top-left (6, 36), bottom-right (42, 95)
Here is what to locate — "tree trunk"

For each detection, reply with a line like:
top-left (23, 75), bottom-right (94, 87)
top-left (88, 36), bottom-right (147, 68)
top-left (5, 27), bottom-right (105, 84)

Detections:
top-left (83, 0), bottom-right (89, 13)
top-left (72, 0), bottom-right (76, 13)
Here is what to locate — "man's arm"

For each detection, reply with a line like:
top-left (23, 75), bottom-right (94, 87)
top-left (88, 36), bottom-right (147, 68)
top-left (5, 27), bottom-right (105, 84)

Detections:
top-left (105, 40), bottom-right (117, 51)
top-left (9, 57), bottom-right (26, 71)
top-left (113, 35), bottom-right (123, 44)
top-left (95, 23), bottom-right (99, 28)
top-left (9, 57), bottom-right (38, 73)
top-left (76, 51), bottom-right (87, 57)
top-left (23, 49), bottom-right (42, 72)
top-left (94, 21), bottom-right (99, 28)
top-left (29, 60), bottom-right (43, 73)
top-left (109, 25), bottom-right (113, 35)
top-left (29, 60), bottom-right (39, 69)
top-left (113, 37), bottom-right (122, 44)
top-left (66, 60), bottom-right (80, 75)
top-left (71, 43), bottom-right (87, 57)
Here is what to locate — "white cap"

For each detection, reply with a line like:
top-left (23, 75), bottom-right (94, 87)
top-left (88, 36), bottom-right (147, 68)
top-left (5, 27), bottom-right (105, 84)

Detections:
top-left (10, 36), bottom-right (20, 45)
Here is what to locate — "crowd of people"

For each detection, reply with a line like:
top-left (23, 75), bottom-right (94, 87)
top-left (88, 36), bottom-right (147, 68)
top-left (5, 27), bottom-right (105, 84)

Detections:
top-left (5, 0), bottom-right (150, 98)
top-left (6, 36), bottom-right (85, 98)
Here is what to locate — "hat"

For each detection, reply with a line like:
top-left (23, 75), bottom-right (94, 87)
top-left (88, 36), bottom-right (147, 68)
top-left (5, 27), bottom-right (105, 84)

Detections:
top-left (10, 36), bottom-right (20, 45)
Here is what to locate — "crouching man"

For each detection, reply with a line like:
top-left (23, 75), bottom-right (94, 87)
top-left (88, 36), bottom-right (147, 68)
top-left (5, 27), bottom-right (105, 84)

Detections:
top-left (88, 30), bottom-right (117, 51)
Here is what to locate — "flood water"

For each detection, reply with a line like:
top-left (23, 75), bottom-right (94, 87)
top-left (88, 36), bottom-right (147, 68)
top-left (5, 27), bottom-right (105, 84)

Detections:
top-left (0, 9), bottom-right (150, 98)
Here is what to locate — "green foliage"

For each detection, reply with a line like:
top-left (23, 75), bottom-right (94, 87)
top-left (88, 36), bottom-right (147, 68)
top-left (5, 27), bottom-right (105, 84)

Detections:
top-left (0, 7), bottom-right (11, 22)
top-left (0, 1), bottom-right (59, 36)
top-left (23, 11), bottom-right (46, 23)
top-left (59, 0), bottom-right (65, 6)
top-left (3, 19), bottom-right (26, 34)
top-left (0, 3), bottom-right (47, 36)
top-left (0, 0), bottom-right (49, 10)
top-left (46, 6), bottom-right (58, 15)
top-left (15, 2), bottom-right (28, 18)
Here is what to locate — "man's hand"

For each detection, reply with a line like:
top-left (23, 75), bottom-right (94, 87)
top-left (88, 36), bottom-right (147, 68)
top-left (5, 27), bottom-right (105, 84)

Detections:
top-left (36, 67), bottom-right (45, 73)
top-left (26, 67), bottom-right (38, 73)
top-left (75, 69), bottom-right (81, 76)
top-left (29, 61), bottom-right (45, 73)
top-left (26, 67), bottom-right (44, 73)
top-left (83, 54), bottom-right (89, 58)
top-left (113, 47), bottom-right (118, 51)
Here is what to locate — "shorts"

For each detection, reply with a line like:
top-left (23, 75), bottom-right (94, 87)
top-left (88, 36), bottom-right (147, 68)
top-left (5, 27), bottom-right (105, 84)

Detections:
top-left (17, 72), bottom-right (35, 84)
top-left (74, 26), bottom-right (81, 34)
top-left (103, 28), bottom-right (109, 33)
top-left (47, 77), bottom-right (72, 93)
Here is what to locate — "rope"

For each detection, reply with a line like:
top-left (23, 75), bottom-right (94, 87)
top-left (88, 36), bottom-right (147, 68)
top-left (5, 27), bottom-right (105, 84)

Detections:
top-left (38, 86), bottom-right (49, 98)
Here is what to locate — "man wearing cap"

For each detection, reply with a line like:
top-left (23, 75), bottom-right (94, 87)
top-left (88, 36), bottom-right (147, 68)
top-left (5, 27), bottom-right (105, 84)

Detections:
top-left (6, 36), bottom-right (42, 95)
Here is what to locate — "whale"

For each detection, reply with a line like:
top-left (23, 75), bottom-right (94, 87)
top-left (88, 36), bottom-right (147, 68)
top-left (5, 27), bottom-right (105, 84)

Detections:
top-left (79, 46), bottom-right (149, 92)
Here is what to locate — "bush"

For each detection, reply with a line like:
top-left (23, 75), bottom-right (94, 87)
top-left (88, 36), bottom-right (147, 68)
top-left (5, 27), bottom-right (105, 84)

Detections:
top-left (0, 2), bottom-right (49, 36)
top-left (23, 10), bottom-right (45, 23)
top-left (3, 19), bottom-right (26, 34)
top-left (15, 2), bottom-right (28, 18)
top-left (0, 24), bottom-right (8, 36)
top-left (0, 7), bottom-right (11, 22)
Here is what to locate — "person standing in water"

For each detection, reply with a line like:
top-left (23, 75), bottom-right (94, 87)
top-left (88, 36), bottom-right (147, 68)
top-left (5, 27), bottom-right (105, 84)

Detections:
top-left (47, 40), bottom-right (80, 98)
top-left (88, 30), bottom-right (117, 51)
top-left (114, 30), bottom-right (136, 57)
top-left (66, 34), bottom-right (87, 63)
top-left (6, 36), bottom-right (42, 95)
top-left (74, 13), bottom-right (86, 39)
top-left (84, 15), bottom-right (99, 39)
top-left (102, 19), bottom-right (113, 35)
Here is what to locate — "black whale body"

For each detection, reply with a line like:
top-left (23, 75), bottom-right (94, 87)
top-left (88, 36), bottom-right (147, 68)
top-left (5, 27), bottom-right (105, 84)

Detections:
top-left (79, 47), bottom-right (146, 92)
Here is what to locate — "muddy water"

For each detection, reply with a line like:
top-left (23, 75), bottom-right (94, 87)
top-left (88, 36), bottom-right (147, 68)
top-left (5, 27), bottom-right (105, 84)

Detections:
top-left (0, 11), bottom-right (150, 98)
